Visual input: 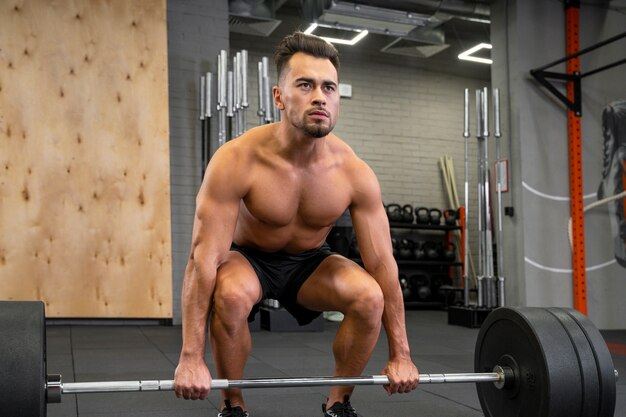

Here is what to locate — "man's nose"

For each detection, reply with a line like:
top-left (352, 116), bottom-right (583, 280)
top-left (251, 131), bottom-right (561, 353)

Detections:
top-left (311, 86), bottom-right (326, 106)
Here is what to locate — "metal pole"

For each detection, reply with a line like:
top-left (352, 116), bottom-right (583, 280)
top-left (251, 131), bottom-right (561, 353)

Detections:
top-left (484, 150), bottom-right (495, 308)
top-left (463, 88), bottom-right (470, 307)
top-left (219, 50), bottom-right (228, 107)
top-left (203, 72), bottom-right (212, 173)
top-left (216, 53), bottom-right (223, 112)
top-left (257, 61), bottom-right (265, 124)
top-left (205, 72), bottom-right (213, 119)
top-left (233, 53), bottom-right (240, 137)
top-left (475, 89), bottom-right (484, 308)
top-left (227, 70), bottom-right (234, 140)
top-left (482, 87), bottom-right (495, 308)
top-left (240, 50), bottom-right (248, 135)
top-left (493, 88), bottom-right (505, 307)
top-left (199, 75), bottom-right (206, 122)
top-left (217, 50), bottom-right (228, 148)
top-left (478, 137), bottom-right (486, 307)
top-left (199, 75), bottom-right (206, 178)
top-left (59, 372), bottom-right (504, 395)
top-left (262, 57), bottom-right (272, 123)
top-left (219, 109), bottom-right (227, 147)
top-left (241, 50), bottom-right (249, 109)
top-left (530, 30), bottom-right (626, 73)
top-left (482, 87), bottom-right (489, 139)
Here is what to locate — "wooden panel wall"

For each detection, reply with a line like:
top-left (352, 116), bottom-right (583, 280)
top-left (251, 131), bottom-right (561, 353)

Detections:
top-left (0, 0), bottom-right (172, 318)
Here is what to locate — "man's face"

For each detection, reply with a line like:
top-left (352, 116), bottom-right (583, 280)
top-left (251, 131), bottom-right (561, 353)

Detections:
top-left (275, 52), bottom-right (339, 138)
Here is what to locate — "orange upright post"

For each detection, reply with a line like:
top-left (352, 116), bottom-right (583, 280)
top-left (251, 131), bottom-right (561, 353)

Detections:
top-left (565, 0), bottom-right (587, 315)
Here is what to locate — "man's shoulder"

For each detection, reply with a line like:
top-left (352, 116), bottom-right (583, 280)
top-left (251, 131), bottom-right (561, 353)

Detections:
top-left (241, 123), bottom-right (275, 141)
top-left (327, 134), bottom-right (357, 160)
top-left (215, 125), bottom-right (273, 158)
top-left (327, 135), bottom-right (371, 172)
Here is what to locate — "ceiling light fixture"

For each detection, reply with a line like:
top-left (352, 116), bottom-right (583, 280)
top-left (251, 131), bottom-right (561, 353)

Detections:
top-left (458, 43), bottom-right (493, 64)
top-left (304, 23), bottom-right (369, 46)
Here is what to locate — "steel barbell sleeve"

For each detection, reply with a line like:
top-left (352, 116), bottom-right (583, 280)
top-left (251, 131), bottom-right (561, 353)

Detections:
top-left (217, 49), bottom-right (228, 109)
top-left (241, 49), bottom-right (248, 108)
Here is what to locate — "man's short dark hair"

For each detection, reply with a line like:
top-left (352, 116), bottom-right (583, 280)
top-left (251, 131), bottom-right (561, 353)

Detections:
top-left (274, 32), bottom-right (340, 81)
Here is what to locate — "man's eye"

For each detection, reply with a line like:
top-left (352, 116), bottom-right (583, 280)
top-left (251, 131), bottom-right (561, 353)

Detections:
top-left (299, 83), bottom-right (311, 89)
top-left (325, 85), bottom-right (336, 92)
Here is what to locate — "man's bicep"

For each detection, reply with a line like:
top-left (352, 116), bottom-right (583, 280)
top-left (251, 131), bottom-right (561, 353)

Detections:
top-left (191, 152), bottom-right (246, 264)
top-left (193, 194), bottom-right (239, 250)
top-left (349, 166), bottom-right (395, 271)
top-left (351, 203), bottom-right (394, 266)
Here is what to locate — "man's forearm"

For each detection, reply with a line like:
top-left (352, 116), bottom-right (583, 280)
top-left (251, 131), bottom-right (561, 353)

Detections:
top-left (371, 267), bottom-right (412, 359)
top-left (379, 276), bottom-right (411, 358)
top-left (381, 292), bottom-right (411, 359)
top-left (180, 259), bottom-right (216, 359)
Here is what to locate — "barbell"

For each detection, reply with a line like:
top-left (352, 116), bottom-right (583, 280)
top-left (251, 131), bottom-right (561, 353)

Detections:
top-left (0, 301), bottom-right (618, 417)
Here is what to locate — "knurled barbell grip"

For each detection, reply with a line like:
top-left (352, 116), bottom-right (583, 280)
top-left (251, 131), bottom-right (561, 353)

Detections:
top-left (54, 371), bottom-right (506, 397)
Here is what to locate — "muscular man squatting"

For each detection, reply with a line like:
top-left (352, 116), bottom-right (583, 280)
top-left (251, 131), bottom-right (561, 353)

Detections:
top-left (173, 31), bottom-right (420, 417)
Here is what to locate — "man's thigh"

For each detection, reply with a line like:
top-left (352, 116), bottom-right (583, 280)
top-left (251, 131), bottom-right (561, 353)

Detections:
top-left (296, 254), bottom-right (381, 312)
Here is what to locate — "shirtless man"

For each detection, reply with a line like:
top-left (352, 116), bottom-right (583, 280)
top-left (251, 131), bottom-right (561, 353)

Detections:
top-left (173, 32), bottom-right (419, 417)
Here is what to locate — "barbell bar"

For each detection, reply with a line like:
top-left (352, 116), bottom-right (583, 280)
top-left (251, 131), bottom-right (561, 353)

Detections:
top-left (0, 301), bottom-right (619, 417)
top-left (48, 368), bottom-right (506, 398)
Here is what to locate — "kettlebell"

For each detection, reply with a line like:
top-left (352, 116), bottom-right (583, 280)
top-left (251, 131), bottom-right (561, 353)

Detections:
top-left (401, 204), bottom-right (414, 223)
top-left (429, 208), bottom-right (442, 225)
top-left (411, 275), bottom-right (431, 301)
top-left (386, 204), bottom-right (403, 223)
top-left (423, 241), bottom-right (439, 260)
top-left (442, 242), bottom-right (456, 261)
top-left (398, 239), bottom-right (414, 260)
top-left (412, 241), bottom-right (426, 260)
top-left (443, 209), bottom-right (457, 225)
top-left (415, 207), bottom-right (430, 224)
top-left (399, 274), bottom-right (412, 301)
top-left (431, 275), bottom-right (446, 302)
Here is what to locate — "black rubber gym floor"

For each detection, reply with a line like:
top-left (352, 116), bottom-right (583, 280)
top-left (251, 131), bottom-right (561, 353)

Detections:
top-left (46, 310), bottom-right (626, 417)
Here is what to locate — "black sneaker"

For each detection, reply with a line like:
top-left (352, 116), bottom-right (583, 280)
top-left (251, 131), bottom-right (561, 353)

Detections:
top-left (218, 400), bottom-right (249, 417)
top-left (322, 395), bottom-right (361, 417)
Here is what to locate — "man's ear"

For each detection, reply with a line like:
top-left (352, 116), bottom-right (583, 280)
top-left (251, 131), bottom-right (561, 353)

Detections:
top-left (273, 86), bottom-right (285, 110)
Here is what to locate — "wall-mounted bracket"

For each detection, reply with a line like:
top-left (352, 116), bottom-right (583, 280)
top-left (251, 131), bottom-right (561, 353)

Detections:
top-left (530, 31), bottom-right (626, 117)
top-left (530, 69), bottom-right (582, 115)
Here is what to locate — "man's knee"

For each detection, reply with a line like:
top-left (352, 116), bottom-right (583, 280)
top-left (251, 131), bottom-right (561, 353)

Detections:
top-left (212, 264), bottom-right (260, 324)
top-left (345, 273), bottom-right (384, 322)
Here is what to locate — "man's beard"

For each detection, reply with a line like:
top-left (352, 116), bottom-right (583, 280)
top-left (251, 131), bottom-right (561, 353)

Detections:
top-left (303, 123), bottom-right (333, 138)
top-left (297, 113), bottom-right (335, 138)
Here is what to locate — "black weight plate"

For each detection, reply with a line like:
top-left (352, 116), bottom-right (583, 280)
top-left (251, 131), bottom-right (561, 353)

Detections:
top-left (547, 308), bottom-right (600, 417)
top-left (475, 307), bottom-right (583, 417)
top-left (563, 309), bottom-right (617, 417)
top-left (0, 301), bottom-right (47, 417)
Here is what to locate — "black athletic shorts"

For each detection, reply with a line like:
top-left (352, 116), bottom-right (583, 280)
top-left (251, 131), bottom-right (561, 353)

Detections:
top-left (230, 242), bottom-right (334, 325)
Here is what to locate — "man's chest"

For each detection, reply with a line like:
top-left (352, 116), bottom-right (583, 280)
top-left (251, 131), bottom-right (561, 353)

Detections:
top-left (243, 169), bottom-right (350, 228)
